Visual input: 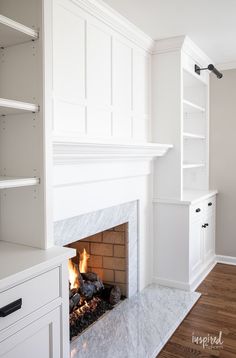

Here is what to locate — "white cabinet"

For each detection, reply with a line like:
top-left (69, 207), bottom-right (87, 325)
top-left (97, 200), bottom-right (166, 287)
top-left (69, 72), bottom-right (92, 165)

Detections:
top-left (154, 193), bottom-right (217, 291)
top-left (0, 242), bottom-right (75, 358)
top-left (0, 308), bottom-right (60, 358)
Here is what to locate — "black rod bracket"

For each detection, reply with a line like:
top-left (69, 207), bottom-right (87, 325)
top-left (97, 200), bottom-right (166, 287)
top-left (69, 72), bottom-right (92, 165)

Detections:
top-left (195, 64), bottom-right (223, 79)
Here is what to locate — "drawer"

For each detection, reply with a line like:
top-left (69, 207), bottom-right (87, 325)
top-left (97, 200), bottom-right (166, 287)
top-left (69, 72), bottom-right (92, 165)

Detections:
top-left (0, 268), bottom-right (60, 332)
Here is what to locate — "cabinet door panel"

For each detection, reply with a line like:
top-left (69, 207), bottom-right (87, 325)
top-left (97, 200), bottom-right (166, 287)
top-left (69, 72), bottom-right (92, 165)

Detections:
top-left (0, 308), bottom-right (60, 358)
top-left (190, 219), bottom-right (203, 278)
top-left (204, 213), bottom-right (215, 262)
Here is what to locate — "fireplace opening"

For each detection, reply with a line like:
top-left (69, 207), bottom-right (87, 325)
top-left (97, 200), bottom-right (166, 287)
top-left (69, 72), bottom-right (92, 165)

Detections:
top-left (66, 223), bottom-right (128, 340)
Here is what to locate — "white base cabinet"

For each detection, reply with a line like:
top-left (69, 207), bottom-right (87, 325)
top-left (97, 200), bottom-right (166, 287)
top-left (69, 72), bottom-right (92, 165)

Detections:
top-left (0, 308), bottom-right (61, 358)
top-left (0, 242), bottom-right (75, 358)
top-left (154, 193), bottom-right (217, 291)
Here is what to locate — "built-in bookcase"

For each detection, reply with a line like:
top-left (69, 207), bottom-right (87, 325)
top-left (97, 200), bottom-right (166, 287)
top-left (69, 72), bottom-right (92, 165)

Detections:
top-left (0, 0), bottom-right (52, 248)
top-left (153, 36), bottom-right (211, 201)
top-left (182, 69), bottom-right (208, 192)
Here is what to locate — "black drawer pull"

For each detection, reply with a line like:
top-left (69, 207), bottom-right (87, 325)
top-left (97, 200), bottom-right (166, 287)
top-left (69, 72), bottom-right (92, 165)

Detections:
top-left (0, 299), bottom-right (22, 317)
top-left (196, 208), bottom-right (201, 213)
top-left (208, 202), bottom-right (213, 206)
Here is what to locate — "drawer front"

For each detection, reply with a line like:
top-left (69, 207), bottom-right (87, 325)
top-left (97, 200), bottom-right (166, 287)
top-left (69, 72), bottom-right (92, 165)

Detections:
top-left (0, 268), bottom-right (60, 332)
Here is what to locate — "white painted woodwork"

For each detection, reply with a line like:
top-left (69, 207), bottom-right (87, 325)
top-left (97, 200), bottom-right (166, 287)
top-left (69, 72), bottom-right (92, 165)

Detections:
top-left (154, 193), bottom-right (217, 291)
top-left (0, 176), bottom-right (39, 189)
top-left (0, 98), bottom-right (39, 116)
top-left (0, 242), bottom-right (75, 357)
top-left (0, 268), bottom-right (59, 331)
top-left (52, 0), bottom-right (152, 142)
top-left (0, 14), bottom-right (38, 48)
top-left (152, 36), bottom-right (217, 290)
top-left (0, 308), bottom-right (61, 358)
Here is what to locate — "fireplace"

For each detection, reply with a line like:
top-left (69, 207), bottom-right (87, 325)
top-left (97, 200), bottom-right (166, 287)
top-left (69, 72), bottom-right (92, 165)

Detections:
top-left (54, 201), bottom-right (138, 340)
top-left (66, 224), bottom-right (128, 339)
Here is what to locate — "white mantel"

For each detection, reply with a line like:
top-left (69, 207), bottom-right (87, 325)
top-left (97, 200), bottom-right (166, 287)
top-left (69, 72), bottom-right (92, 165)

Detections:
top-left (53, 140), bottom-right (173, 164)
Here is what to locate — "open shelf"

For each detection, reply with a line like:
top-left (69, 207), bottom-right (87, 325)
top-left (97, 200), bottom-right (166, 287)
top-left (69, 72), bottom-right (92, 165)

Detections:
top-left (0, 98), bottom-right (39, 116)
top-left (183, 163), bottom-right (205, 169)
top-left (183, 99), bottom-right (205, 113)
top-left (183, 132), bottom-right (206, 140)
top-left (0, 176), bottom-right (40, 189)
top-left (0, 14), bottom-right (38, 48)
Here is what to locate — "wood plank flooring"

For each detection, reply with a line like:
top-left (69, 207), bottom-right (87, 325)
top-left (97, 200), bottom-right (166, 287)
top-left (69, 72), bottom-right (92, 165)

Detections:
top-left (158, 264), bottom-right (236, 357)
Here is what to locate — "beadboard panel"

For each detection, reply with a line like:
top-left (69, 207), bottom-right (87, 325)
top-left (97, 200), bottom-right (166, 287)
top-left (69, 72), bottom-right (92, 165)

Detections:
top-left (52, 0), bottom-right (151, 141)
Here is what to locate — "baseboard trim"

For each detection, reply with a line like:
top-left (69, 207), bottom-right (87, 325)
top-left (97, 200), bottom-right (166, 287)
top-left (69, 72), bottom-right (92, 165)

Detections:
top-left (216, 255), bottom-right (236, 266)
top-left (189, 259), bottom-right (217, 292)
top-left (153, 277), bottom-right (191, 291)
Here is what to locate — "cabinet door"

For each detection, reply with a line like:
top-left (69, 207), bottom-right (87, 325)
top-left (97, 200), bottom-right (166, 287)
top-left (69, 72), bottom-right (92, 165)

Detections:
top-left (189, 218), bottom-right (204, 278)
top-left (203, 213), bottom-right (215, 262)
top-left (0, 308), bottom-right (61, 358)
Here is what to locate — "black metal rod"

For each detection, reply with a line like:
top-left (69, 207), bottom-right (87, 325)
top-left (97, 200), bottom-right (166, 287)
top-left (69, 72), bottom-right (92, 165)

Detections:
top-left (195, 64), bottom-right (223, 79)
top-left (208, 64), bottom-right (223, 79)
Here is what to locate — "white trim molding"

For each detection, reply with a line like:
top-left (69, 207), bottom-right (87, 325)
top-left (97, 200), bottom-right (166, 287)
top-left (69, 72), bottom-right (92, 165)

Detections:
top-left (216, 255), bottom-right (236, 266)
top-left (53, 140), bottom-right (173, 164)
top-left (67, 0), bottom-right (154, 52)
top-left (217, 62), bottom-right (236, 71)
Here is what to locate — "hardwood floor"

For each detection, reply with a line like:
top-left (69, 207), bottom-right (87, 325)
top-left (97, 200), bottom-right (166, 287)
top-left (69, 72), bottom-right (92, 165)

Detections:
top-left (158, 264), bottom-right (236, 357)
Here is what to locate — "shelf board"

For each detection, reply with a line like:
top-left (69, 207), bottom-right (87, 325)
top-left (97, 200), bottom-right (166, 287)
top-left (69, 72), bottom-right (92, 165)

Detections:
top-left (0, 14), bottom-right (38, 48)
top-left (183, 163), bottom-right (205, 169)
top-left (0, 98), bottom-right (39, 116)
top-left (183, 132), bottom-right (206, 140)
top-left (0, 176), bottom-right (40, 189)
top-left (183, 99), bottom-right (205, 113)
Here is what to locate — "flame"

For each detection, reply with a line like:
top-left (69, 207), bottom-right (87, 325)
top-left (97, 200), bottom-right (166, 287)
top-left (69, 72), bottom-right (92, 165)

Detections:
top-left (79, 248), bottom-right (90, 273)
top-left (68, 259), bottom-right (79, 289)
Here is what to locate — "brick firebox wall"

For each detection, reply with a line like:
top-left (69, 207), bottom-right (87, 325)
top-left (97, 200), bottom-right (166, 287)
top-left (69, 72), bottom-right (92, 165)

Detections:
top-left (67, 223), bottom-right (128, 296)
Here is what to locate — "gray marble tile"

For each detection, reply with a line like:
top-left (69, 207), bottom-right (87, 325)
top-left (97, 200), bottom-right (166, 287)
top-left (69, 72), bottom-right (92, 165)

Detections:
top-left (70, 284), bottom-right (200, 358)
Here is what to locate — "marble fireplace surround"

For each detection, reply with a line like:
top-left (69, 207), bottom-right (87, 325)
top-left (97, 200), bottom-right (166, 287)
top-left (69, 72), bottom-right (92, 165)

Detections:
top-left (54, 201), bottom-right (138, 297)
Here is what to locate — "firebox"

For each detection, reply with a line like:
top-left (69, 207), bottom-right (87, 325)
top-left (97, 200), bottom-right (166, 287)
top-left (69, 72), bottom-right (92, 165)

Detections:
top-left (66, 223), bottom-right (128, 340)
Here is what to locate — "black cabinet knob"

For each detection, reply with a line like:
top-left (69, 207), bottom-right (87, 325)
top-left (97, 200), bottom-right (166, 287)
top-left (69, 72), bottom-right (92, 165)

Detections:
top-left (196, 208), bottom-right (201, 213)
top-left (205, 223), bottom-right (209, 227)
top-left (208, 202), bottom-right (213, 206)
top-left (202, 224), bottom-right (206, 228)
top-left (0, 299), bottom-right (22, 317)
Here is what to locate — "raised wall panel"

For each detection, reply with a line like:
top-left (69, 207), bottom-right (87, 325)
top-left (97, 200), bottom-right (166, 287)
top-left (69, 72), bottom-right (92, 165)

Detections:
top-left (53, 1), bottom-right (86, 135)
top-left (112, 39), bottom-right (132, 138)
top-left (87, 107), bottom-right (111, 137)
top-left (87, 23), bottom-right (111, 107)
top-left (133, 50), bottom-right (149, 117)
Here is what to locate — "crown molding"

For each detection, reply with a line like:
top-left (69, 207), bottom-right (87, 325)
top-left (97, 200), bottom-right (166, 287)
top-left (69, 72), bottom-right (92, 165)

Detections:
top-left (217, 61), bottom-right (236, 71)
top-left (153, 35), bottom-right (212, 66)
top-left (68, 0), bottom-right (154, 53)
top-left (53, 140), bottom-right (173, 164)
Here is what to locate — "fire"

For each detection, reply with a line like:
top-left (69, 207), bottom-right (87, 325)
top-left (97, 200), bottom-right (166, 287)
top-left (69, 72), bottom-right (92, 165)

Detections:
top-left (79, 248), bottom-right (90, 273)
top-left (68, 259), bottom-right (79, 289)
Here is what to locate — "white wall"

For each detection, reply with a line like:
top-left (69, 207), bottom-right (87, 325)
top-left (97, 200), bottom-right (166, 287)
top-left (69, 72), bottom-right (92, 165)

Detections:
top-left (210, 69), bottom-right (236, 256)
top-left (52, 0), bottom-right (151, 142)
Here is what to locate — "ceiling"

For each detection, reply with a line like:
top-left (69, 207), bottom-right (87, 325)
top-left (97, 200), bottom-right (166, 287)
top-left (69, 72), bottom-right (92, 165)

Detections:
top-left (103, 0), bottom-right (236, 65)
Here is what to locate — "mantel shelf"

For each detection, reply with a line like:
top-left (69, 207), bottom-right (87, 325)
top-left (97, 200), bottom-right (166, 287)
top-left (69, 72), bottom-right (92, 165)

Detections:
top-left (183, 163), bottom-right (205, 169)
top-left (0, 14), bottom-right (38, 48)
top-left (183, 99), bottom-right (205, 113)
top-left (0, 176), bottom-right (40, 189)
top-left (53, 139), bottom-right (173, 164)
top-left (0, 98), bottom-right (39, 116)
top-left (183, 132), bottom-right (206, 140)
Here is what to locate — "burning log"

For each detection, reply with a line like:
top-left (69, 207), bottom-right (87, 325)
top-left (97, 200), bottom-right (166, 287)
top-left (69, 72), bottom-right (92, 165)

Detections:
top-left (109, 286), bottom-right (121, 305)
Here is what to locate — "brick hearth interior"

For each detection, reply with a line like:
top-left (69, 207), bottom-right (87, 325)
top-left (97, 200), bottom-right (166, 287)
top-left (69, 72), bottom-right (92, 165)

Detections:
top-left (66, 223), bottom-right (128, 296)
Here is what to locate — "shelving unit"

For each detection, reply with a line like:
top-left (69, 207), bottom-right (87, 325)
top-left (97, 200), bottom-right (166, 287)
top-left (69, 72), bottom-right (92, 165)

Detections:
top-left (0, 98), bottom-right (39, 116)
top-left (183, 163), bottom-right (205, 169)
top-left (0, 1), bottom-right (48, 249)
top-left (183, 99), bottom-right (205, 113)
top-left (0, 176), bottom-right (39, 189)
top-left (0, 14), bottom-right (38, 48)
top-left (183, 132), bottom-right (205, 140)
